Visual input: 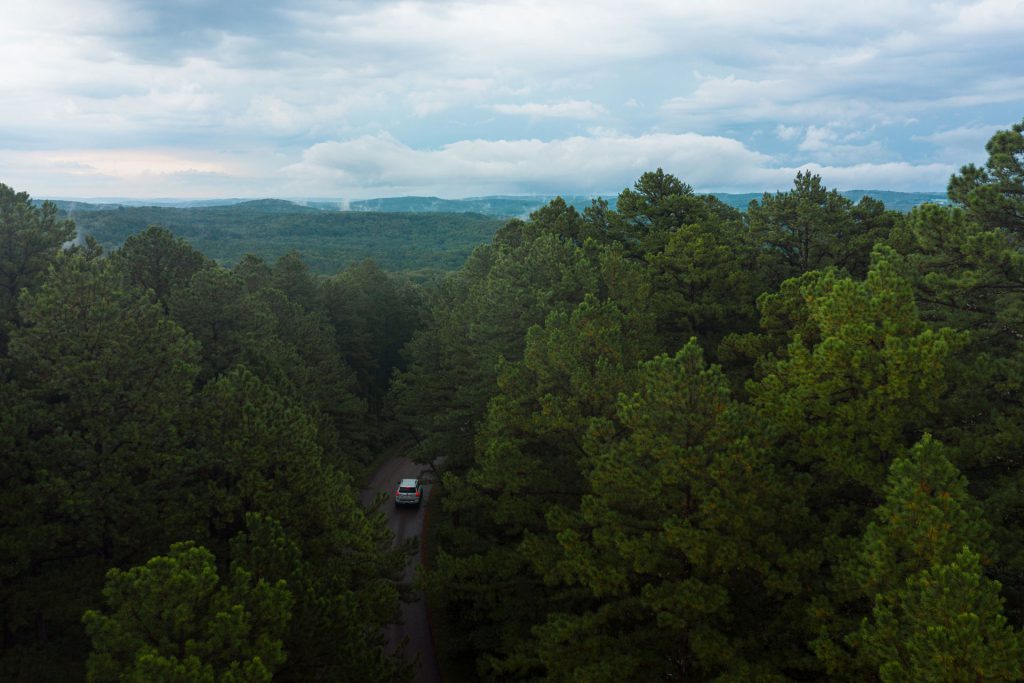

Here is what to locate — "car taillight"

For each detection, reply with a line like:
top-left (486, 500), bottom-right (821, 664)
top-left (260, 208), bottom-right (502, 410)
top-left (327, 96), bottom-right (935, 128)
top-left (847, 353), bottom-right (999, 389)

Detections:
top-left (415, 491), bottom-right (421, 497)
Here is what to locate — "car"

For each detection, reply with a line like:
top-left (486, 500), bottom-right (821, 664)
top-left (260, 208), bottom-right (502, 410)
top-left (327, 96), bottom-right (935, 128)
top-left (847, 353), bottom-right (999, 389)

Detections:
top-left (394, 478), bottom-right (423, 508)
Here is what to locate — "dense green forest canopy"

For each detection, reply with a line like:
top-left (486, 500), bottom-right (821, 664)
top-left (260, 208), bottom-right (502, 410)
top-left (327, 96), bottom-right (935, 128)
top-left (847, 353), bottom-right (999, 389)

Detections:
top-left (53, 190), bottom-right (946, 278)
top-left (340, 190), bottom-right (948, 213)
top-left (63, 201), bottom-right (506, 274)
top-left (1, 118), bottom-right (1023, 681)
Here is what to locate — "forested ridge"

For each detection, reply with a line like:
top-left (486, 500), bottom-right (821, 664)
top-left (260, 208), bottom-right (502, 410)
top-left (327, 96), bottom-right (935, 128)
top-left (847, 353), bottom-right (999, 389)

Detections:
top-left (2, 120), bottom-right (1024, 681)
top-left (62, 202), bottom-right (506, 276)
top-left (55, 191), bottom-right (946, 278)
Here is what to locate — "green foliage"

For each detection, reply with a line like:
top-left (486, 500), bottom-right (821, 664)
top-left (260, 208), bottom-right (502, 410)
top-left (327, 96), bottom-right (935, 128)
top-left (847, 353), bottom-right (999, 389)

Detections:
top-left (323, 259), bottom-right (424, 424)
top-left (111, 225), bottom-right (211, 310)
top-left (69, 203), bottom-right (505, 273)
top-left (815, 437), bottom-right (999, 678)
top-left (82, 541), bottom-right (291, 683)
top-left (169, 267), bottom-right (275, 383)
top-left (163, 253), bottom-right (369, 466)
top-left (391, 203), bottom-right (601, 470)
top-left (613, 168), bottom-right (741, 254)
top-left (856, 437), bottom-right (992, 596)
top-left (646, 212), bottom-right (764, 357)
top-left (0, 183), bottom-right (411, 678)
top-left (426, 292), bottom-right (655, 679)
top-left (5, 125), bottom-right (1024, 682)
top-left (414, 155), bottom-right (1024, 681)
top-left (0, 183), bottom-right (75, 349)
top-left (1, 252), bottom-right (200, 676)
top-left (187, 370), bottom-right (406, 681)
top-left (247, 282), bottom-right (367, 466)
top-left (856, 548), bottom-right (1024, 682)
top-left (748, 257), bottom-right (964, 494)
top-left (748, 171), bottom-right (895, 282)
top-left (948, 118), bottom-right (1024, 232)
top-left (885, 201), bottom-right (1024, 613)
top-left (270, 250), bottom-right (323, 311)
top-left (529, 343), bottom-right (814, 681)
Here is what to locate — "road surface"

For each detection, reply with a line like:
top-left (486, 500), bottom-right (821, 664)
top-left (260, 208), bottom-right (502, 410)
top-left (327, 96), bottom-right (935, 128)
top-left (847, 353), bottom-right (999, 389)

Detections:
top-left (361, 455), bottom-right (442, 683)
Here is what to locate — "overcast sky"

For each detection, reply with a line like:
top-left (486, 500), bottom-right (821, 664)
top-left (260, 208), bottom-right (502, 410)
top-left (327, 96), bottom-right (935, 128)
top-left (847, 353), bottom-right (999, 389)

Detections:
top-left (2, 0), bottom-right (1022, 199)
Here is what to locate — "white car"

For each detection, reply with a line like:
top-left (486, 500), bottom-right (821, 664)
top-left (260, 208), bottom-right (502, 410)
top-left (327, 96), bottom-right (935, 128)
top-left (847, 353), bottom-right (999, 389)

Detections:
top-left (394, 478), bottom-right (423, 508)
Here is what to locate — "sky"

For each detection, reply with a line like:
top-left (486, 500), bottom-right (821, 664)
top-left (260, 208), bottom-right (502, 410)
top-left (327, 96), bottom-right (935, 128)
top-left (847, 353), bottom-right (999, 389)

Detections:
top-left (2, 0), bottom-right (1022, 200)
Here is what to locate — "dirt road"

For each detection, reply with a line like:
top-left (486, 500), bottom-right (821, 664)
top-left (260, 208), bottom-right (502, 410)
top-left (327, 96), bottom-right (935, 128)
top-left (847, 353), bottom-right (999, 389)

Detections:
top-left (361, 455), bottom-right (442, 683)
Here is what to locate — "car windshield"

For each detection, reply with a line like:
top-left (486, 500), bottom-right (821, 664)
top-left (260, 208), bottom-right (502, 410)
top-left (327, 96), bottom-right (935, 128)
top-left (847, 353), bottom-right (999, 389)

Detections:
top-left (399, 486), bottom-right (417, 492)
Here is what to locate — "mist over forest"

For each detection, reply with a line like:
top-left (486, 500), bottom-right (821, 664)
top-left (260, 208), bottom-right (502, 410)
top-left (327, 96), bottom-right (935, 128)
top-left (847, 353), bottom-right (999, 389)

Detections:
top-left (2, 118), bottom-right (1024, 681)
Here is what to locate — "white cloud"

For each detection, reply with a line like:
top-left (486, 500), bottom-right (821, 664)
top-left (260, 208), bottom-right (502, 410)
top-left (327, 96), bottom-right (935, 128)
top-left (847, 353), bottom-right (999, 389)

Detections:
top-left (798, 126), bottom-right (835, 152)
top-left (912, 122), bottom-right (1007, 164)
top-left (660, 75), bottom-right (883, 130)
top-left (2, 0), bottom-right (1017, 198)
top-left (279, 131), bottom-right (950, 197)
top-left (761, 161), bottom-right (953, 192)
top-left (937, 0), bottom-right (1024, 36)
top-left (281, 131), bottom-right (769, 196)
top-left (4, 130), bottom-right (956, 200)
top-left (794, 124), bottom-right (891, 165)
top-left (490, 101), bottom-right (608, 119)
top-left (913, 123), bottom-right (1005, 147)
top-left (776, 125), bottom-right (800, 141)
top-left (0, 147), bottom-right (275, 198)
top-left (333, 1), bottom-right (665, 73)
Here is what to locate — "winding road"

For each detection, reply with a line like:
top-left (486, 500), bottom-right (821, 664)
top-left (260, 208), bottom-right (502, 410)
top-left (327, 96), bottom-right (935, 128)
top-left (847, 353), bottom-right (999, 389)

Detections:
top-left (361, 455), bottom-right (442, 683)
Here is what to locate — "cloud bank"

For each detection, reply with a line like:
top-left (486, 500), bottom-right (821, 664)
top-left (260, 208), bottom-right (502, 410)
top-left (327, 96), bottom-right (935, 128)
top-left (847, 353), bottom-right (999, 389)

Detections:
top-left (280, 132), bottom-right (950, 198)
top-left (2, 0), bottom-right (1021, 198)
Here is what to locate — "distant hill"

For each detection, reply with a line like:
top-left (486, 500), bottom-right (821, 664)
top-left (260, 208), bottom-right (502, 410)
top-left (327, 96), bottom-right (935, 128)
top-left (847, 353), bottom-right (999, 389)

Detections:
top-left (344, 191), bottom-right (949, 216)
top-left (44, 190), bottom-right (949, 219)
top-left (351, 191), bottom-right (949, 216)
top-left (44, 198), bottom-right (250, 210)
top-left (53, 189), bottom-right (951, 275)
top-left (63, 201), bottom-right (505, 275)
top-left (831, 190), bottom-right (950, 212)
top-left (43, 200), bottom-right (126, 213)
top-left (347, 195), bottom-right (598, 216)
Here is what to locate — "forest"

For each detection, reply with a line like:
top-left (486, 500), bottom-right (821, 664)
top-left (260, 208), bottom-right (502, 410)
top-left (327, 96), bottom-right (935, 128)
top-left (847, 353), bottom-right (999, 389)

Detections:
top-left (62, 201), bottom-right (506, 275)
top-left (1, 119), bottom-right (1023, 682)
top-left (58, 191), bottom-right (948, 280)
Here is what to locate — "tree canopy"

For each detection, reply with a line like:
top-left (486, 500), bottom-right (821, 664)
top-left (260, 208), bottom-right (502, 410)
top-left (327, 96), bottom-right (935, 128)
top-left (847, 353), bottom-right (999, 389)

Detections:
top-left (3, 118), bottom-right (1024, 682)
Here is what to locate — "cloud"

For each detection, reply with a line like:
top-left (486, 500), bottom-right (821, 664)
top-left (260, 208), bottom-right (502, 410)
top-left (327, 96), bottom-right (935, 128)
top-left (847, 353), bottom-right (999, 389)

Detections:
top-left (490, 101), bottom-right (608, 119)
top-left (776, 125), bottom-right (800, 141)
top-left (794, 124), bottom-right (891, 165)
top-left (912, 122), bottom-right (1007, 164)
top-left (3, 0), bottom-right (1018, 198)
top-left (333, 1), bottom-right (665, 73)
top-left (913, 123), bottom-right (1004, 146)
top-left (280, 131), bottom-right (950, 197)
top-left (281, 131), bottom-right (765, 196)
top-left (765, 161), bottom-right (952, 192)
top-left (0, 147), bottom-right (273, 198)
top-left (798, 126), bottom-right (835, 152)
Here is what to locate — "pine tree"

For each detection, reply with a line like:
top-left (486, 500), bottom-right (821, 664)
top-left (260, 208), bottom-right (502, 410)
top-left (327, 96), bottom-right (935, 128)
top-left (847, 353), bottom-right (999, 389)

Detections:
top-left (948, 117), bottom-right (1024, 233)
top-left (112, 225), bottom-right (211, 311)
top-left (82, 541), bottom-right (292, 683)
top-left (2, 252), bottom-right (200, 676)
top-left (186, 368), bottom-right (407, 681)
top-left (747, 171), bottom-right (894, 283)
top-left (885, 202), bottom-right (1024, 617)
top-left (529, 342), bottom-right (815, 681)
top-left (0, 183), bottom-right (76, 350)
top-left (857, 548), bottom-right (1024, 682)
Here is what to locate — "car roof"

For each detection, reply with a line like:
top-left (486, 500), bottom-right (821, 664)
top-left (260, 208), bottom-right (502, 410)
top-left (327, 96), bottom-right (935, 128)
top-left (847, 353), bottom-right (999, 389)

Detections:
top-left (399, 478), bottom-right (419, 486)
